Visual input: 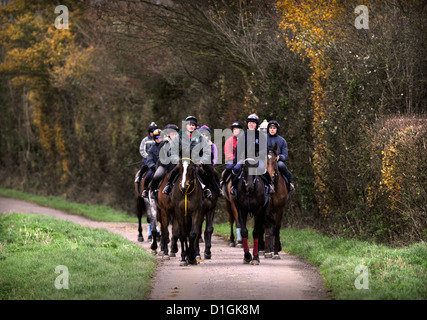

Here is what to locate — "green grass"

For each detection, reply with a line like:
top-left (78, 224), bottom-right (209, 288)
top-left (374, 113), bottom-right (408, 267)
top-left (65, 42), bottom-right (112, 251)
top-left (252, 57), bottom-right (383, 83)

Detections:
top-left (213, 223), bottom-right (427, 300)
top-left (0, 188), bottom-right (136, 222)
top-left (0, 213), bottom-right (156, 300)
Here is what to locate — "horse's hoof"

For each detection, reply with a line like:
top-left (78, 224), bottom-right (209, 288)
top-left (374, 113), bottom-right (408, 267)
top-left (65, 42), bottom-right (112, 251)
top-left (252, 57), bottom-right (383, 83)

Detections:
top-left (229, 242), bottom-right (236, 247)
top-left (243, 252), bottom-right (252, 264)
top-left (138, 236), bottom-right (144, 242)
top-left (264, 252), bottom-right (273, 259)
top-left (273, 254), bottom-right (281, 260)
top-left (250, 256), bottom-right (260, 265)
top-left (179, 260), bottom-right (188, 267)
top-left (188, 258), bottom-right (198, 265)
top-left (163, 255), bottom-right (170, 260)
top-left (204, 253), bottom-right (212, 260)
top-left (151, 249), bottom-right (157, 255)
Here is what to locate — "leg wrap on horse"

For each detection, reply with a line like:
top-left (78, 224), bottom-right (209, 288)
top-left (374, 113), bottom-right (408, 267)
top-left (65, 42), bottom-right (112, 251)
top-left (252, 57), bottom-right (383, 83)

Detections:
top-left (242, 238), bottom-right (250, 253)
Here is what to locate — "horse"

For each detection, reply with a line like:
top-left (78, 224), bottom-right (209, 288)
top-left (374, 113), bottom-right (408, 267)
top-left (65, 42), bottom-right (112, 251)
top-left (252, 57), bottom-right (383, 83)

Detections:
top-left (234, 158), bottom-right (269, 265)
top-left (265, 145), bottom-right (288, 259)
top-left (134, 169), bottom-right (149, 242)
top-left (172, 158), bottom-right (204, 266)
top-left (197, 166), bottom-right (220, 260)
top-left (147, 170), bottom-right (179, 259)
top-left (221, 175), bottom-right (243, 248)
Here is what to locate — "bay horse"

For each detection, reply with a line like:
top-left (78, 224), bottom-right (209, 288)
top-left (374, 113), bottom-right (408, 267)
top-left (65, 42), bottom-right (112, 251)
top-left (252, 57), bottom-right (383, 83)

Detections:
top-left (172, 158), bottom-right (204, 266)
top-left (147, 170), bottom-right (179, 259)
top-left (234, 158), bottom-right (268, 265)
top-left (265, 145), bottom-right (288, 258)
top-left (221, 176), bottom-right (243, 248)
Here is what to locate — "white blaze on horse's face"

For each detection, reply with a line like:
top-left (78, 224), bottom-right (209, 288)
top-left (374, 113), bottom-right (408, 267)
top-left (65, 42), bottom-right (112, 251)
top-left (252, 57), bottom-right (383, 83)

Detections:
top-left (268, 155), bottom-right (272, 159)
top-left (182, 160), bottom-right (189, 188)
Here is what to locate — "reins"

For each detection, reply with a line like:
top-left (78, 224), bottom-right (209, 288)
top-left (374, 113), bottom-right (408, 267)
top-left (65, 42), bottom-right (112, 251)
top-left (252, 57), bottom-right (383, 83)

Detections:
top-left (179, 157), bottom-right (196, 216)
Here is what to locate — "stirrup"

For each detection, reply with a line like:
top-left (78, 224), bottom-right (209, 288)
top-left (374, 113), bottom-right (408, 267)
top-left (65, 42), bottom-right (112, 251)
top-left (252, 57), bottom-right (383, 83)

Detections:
top-left (203, 188), bottom-right (212, 199)
top-left (289, 182), bottom-right (295, 192)
top-left (141, 189), bottom-right (148, 198)
top-left (230, 186), bottom-right (236, 196)
top-left (269, 184), bottom-right (275, 194)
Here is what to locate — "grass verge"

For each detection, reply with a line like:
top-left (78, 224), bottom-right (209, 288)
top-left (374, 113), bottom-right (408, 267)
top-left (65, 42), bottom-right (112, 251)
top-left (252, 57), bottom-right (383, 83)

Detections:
top-left (214, 223), bottom-right (426, 300)
top-left (0, 188), bottom-right (136, 222)
top-left (0, 213), bottom-right (156, 300)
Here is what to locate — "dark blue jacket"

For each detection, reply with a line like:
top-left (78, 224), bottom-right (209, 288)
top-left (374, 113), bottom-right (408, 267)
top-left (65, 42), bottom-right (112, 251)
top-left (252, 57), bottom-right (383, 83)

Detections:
top-left (146, 141), bottom-right (162, 169)
top-left (267, 133), bottom-right (288, 162)
top-left (236, 129), bottom-right (268, 162)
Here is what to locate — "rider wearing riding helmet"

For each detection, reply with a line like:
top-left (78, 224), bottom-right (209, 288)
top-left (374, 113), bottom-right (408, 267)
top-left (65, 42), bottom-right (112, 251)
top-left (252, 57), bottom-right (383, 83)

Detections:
top-left (220, 120), bottom-right (243, 188)
top-left (143, 124), bottom-right (179, 196)
top-left (162, 116), bottom-right (215, 199)
top-left (200, 125), bottom-right (223, 196)
top-left (267, 120), bottom-right (295, 191)
top-left (135, 122), bottom-right (158, 194)
top-left (141, 128), bottom-right (163, 197)
top-left (228, 113), bottom-right (275, 195)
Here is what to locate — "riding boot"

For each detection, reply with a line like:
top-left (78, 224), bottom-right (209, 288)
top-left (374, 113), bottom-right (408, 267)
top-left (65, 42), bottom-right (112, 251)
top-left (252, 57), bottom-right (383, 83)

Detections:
top-left (162, 166), bottom-right (179, 195)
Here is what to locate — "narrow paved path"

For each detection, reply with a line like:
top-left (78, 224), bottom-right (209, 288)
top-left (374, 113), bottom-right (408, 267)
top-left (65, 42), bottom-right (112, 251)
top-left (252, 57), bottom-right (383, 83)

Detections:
top-left (0, 196), bottom-right (329, 300)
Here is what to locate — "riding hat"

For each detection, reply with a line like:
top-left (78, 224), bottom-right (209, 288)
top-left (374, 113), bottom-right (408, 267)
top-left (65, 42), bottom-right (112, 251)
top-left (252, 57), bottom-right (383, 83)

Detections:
top-left (267, 120), bottom-right (280, 130)
top-left (185, 116), bottom-right (198, 126)
top-left (148, 122), bottom-right (158, 134)
top-left (153, 129), bottom-right (162, 139)
top-left (246, 113), bottom-right (260, 126)
top-left (231, 121), bottom-right (243, 129)
top-left (164, 124), bottom-right (179, 131)
top-left (200, 125), bottom-right (211, 133)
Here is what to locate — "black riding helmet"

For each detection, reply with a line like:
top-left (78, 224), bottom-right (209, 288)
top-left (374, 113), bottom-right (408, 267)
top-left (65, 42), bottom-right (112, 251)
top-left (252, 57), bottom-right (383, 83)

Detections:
top-left (185, 115), bottom-right (198, 126)
top-left (148, 122), bottom-right (158, 134)
top-left (246, 113), bottom-right (260, 128)
top-left (164, 123), bottom-right (179, 131)
top-left (231, 121), bottom-right (243, 129)
top-left (267, 120), bottom-right (280, 132)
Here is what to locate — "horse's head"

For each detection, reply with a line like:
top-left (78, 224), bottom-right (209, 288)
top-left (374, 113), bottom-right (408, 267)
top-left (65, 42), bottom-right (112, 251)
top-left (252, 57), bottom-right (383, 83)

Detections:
top-left (179, 158), bottom-right (202, 190)
top-left (242, 158), bottom-right (258, 194)
top-left (267, 144), bottom-right (279, 178)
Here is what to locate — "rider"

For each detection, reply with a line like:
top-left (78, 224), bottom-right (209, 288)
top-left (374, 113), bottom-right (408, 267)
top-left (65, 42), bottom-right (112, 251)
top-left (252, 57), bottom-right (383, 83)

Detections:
top-left (267, 120), bottom-right (295, 191)
top-left (225, 113), bottom-right (275, 195)
top-left (135, 122), bottom-right (158, 193)
top-left (162, 116), bottom-right (215, 199)
top-left (220, 120), bottom-right (243, 188)
top-left (147, 124), bottom-right (179, 196)
top-left (200, 125), bottom-right (223, 196)
top-left (141, 128), bottom-right (163, 198)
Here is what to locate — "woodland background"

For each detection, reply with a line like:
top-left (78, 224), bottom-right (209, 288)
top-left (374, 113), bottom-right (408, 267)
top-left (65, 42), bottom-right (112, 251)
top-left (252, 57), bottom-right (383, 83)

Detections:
top-left (0, 0), bottom-right (425, 245)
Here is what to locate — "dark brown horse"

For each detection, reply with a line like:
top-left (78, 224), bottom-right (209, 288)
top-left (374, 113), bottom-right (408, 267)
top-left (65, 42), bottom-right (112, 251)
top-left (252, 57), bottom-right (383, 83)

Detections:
top-left (234, 158), bottom-right (268, 265)
top-left (197, 167), bottom-right (220, 260)
top-left (221, 176), bottom-right (243, 248)
top-left (172, 158), bottom-right (204, 266)
top-left (265, 145), bottom-right (288, 258)
top-left (135, 170), bottom-right (149, 242)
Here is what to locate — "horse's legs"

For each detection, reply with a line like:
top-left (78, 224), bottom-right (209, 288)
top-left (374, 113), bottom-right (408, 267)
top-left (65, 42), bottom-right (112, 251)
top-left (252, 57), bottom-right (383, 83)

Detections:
top-left (189, 211), bottom-right (203, 265)
top-left (250, 208), bottom-right (266, 265)
top-left (238, 208), bottom-right (251, 263)
top-left (137, 197), bottom-right (144, 242)
top-left (226, 202), bottom-right (235, 247)
top-left (204, 209), bottom-right (214, 259)
top-left (170, 217), bottom-right (179, 257)
top-left (273, 208), bottom-right (284, 257)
